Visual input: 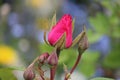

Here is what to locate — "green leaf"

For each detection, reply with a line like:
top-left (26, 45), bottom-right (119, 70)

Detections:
top-left (39, 43), bottom-right (54, 53)
top-left (59, 48), bottom-right (76, 65)
top-left (101, 1), bottom-right (114, 12)
top-left (90, 77), bottom-right (114, 80)
top-left (79, 51), bottom-right (100, 77)
top-left (112, 25), bottom-right (120, 38)
top-left (7, 66), bottom-right (25, 71)
top-left (89, 13), bottom-right (110, 34)
top-left (103, 44), bottom-right (120, 68)
top-left (87, 30), bottom-right (101, 43)
top-left (0, 68), bottom-right (17, 80)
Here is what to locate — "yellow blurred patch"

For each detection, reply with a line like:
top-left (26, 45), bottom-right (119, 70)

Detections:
top-left (36, 18), bottom-right (50, 30)
top-left (36, 13), bottom-right (57, 30)
top-left (27, 0), bottom-right (47, 9)
top-left (0, 45), bottom-right (17, 65)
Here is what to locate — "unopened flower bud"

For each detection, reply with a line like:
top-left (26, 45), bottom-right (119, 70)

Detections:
top-left (38, 52), bottom-right (49, 64)
top-left (47, 52), bottom-right (58, 66)
top-left (78, 33), bottom-right (89, 53)
top-left (48, 14), bottom-right (73, 48)
top-left (23, 66), bottom-right (35, 80)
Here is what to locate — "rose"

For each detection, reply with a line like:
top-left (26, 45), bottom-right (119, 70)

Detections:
top-left (48, 14), bottom-right (72, 48)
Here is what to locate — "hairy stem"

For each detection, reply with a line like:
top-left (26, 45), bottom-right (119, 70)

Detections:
top-left (64, 53), bottom-right (82, 80)
top-left (70, 53), bottom-right (81, 74)
top-left (50, 66), bottom-right (57, 80)
top-left (50, 46), bottom-right (60, 80)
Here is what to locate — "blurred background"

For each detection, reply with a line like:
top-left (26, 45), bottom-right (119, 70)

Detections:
top-left (0, 0), bottom-right (120, 80)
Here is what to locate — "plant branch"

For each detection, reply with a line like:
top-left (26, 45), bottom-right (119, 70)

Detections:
top-left (50, 65), bottom-right (57, 80)
top-left (70, 53), bottom-right (81, 74)
top-left (64, 53), bottom-right (82, 80)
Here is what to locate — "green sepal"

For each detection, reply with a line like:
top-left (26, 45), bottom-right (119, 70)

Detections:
top-left (54, 33), bottom-right (66, 50)
top-left (44, 31), bottom-right (50, 46)
top-left (71, 31), bottom-right (85, 47)
top-left (50, 12), bottom-right (56, 29)
top-left (72, 18), bottom-right (75, 32)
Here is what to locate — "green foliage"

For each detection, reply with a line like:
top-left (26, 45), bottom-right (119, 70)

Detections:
top-left (90, 77), bottom-right (114, 80)
top-left (89, 13), bottom-right (110, 35)
top-left (103, 43), bottom-right (120, 69)
top-left (39, 43), bottom-right (77, 66)
top-left (89, 0), bottom-right (120, 70)
top-left (87, 30), bottom-right (101, 43)
top-left (79, 51), bottom-right (100, 77)
top-left (0, 68), bottom-right (17, 80)
top-left (39, 44), bottom-right (101, 77)
top-left (90, 0), bottom-right (120, 38)
top-left (39, 43), bottom-right (54, 53)
top-left (0, 1), bottom-right (2, 5)
top-left (59, 48), bottom-right (77, 66)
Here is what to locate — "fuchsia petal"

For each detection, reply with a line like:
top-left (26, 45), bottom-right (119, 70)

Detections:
top-left (48, 14), bottom-right (72, 48)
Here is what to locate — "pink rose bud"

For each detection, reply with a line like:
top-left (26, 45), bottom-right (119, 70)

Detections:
top-left (38, 52), bottom-right (49, 64)
top-left (23, 66), bottom-right (35, 80)
top-left (48, 14), bottom-right (72, 48)
top-left (47, 52), bottom-right (58, 66)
